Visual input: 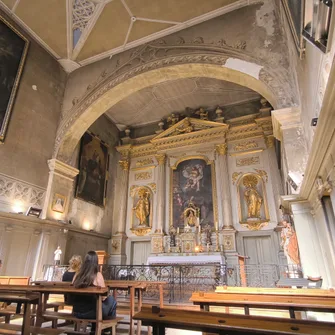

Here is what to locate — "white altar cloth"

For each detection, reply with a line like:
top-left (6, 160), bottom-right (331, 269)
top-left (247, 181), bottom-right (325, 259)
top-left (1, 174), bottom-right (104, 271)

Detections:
top-left (147, 253), bottom-right (225, 265)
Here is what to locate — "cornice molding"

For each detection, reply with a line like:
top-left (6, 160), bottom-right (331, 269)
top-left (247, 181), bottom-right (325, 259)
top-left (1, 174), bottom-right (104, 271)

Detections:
top-left (47, 159), bottom-right (79, 179)
top-left (271, 107), bottom-right (301, 141)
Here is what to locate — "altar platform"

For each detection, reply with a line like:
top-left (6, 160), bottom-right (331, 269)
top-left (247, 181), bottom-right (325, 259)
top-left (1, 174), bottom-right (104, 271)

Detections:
top-left (147, 252), bottom-right (225, 265)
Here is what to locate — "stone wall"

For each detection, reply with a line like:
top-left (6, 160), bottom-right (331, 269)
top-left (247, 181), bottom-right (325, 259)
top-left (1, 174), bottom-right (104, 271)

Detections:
top-left (68, 115), bottom-right (119, 234)
top-left (0, 10), bottom-right (66, 214)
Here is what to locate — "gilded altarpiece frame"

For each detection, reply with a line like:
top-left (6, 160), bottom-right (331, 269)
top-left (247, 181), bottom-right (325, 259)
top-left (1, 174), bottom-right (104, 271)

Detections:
top-left (170, 156), bottom-right (218, 231)
top-left (130, 185), bottom-right (153, 236)
top-left (236, 173), bottom-right (270, 230)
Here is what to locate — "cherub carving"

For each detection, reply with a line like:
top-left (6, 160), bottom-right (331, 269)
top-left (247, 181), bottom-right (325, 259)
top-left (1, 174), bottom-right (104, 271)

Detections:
top-left (195, 108), bottom-right (208, 120)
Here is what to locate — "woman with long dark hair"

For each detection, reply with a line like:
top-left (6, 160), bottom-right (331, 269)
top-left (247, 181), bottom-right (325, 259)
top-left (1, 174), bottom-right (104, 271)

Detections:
top-left (72, 251), bottom-right (116, 334)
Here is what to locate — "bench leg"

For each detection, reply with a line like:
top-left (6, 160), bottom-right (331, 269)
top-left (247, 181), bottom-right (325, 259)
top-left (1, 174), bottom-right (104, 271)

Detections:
top-left (5, 315), bottom-right (10, 323)
top-left (289, 308), bottom-right (295, 319)
top-left (152, 325), bottom-right (165, 335)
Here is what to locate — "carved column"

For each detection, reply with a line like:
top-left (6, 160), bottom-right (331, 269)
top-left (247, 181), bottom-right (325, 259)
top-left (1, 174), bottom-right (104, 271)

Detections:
top-left (272, 108), bottom-right (308, 193)
top-left (41, 159), bottom-right (79, 220)
top-left (110, 154), bottom-right (129, 265)
top-left (290, 201), bottom-right (327, 282)
top-left (215, 144), bottom-right (233, 229)
top-left (155, 154), bottom-right (166, 233)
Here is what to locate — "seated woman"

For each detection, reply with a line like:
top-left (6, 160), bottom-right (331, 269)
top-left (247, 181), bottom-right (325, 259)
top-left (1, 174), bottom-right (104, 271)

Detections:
top-left (62, 255), bottom-right (82, 283)
top-left (62, 255), bottom-right (82, 305)
top-left (72, 251), bottom-right (117, 334)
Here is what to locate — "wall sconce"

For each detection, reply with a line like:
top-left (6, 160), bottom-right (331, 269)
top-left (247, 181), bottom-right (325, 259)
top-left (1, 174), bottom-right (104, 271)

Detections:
top-left (12, 200), bottom-right (25, 214)
top-left (303, 0), bottom-right (334, 53)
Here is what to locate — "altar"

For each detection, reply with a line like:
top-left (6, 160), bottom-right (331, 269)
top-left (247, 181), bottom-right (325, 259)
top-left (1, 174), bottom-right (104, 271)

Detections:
top-left (147, 253), bottom-right (225, 265)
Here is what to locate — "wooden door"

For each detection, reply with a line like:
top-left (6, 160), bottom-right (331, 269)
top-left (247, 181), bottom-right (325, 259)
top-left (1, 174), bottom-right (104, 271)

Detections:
top-left (242, 235), bottom-right (278, 287)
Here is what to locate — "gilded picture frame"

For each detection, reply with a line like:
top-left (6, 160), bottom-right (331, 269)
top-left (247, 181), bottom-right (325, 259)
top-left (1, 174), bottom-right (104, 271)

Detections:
top-left (76, 131), bottom-right (109, 207)
top-left (170, 155), bottom-right (218, 231)
top-left (0, 15), bottom-right (29, 143)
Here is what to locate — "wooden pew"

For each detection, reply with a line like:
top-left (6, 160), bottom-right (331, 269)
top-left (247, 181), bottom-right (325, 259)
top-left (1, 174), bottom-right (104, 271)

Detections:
top-left (215, 286), bottom-right (335, 296)
top-left (0, 285), bottom-right (123, 335)
top-left (190, 291), bottom-right (335, 319)
top-left (0, 276), bottom-right (31, 285)
top-left (133, 306), bottom-right (335, 335)
top-left (0, 291), bottom-right (39, 335)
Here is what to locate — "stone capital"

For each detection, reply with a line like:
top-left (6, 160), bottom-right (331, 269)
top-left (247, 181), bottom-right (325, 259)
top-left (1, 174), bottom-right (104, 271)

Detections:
top-left (215, 143), bottom-right (227, 156)
top-left (155, 154), bottom-right (166, 166)
top-left (271, 107), bottom-right (301, 141)
top-left (47, 159), bottom-right (79, 180)
top-left (118, 159), bottom-right (130, 171)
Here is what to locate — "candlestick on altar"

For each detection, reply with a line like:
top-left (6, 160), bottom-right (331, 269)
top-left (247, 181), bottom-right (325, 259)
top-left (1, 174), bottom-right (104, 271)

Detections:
top-left (177, 227), bottom-right (180, 234)
top-left (206, 243), bottom-right (210, 252)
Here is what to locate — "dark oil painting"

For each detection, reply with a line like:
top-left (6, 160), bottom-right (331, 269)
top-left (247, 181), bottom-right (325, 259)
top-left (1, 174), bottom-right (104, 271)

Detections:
top-left (0, 16), bottom-right (29, 143)
top-left (172, 158), bottom-right (214, 229)
top-left (76, 132), bottom-right (109, 207)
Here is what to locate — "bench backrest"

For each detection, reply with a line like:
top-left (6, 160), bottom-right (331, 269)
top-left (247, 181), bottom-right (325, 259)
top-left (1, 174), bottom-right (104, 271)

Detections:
top-left (0, 276), bottom-right (30, 285)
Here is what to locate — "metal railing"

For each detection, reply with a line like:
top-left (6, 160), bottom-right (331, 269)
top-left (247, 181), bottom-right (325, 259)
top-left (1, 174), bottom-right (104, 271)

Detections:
top-left (42, 263), bottom-right (302, 302)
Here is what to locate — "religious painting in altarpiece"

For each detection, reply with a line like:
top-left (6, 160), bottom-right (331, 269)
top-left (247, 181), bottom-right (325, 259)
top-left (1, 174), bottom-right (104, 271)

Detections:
top-left (76, 131), bottom-right (109, 207)
top-left (0, 15), bottom-right (29, 143)
top-left (171, 157), bottom-right (216, 230)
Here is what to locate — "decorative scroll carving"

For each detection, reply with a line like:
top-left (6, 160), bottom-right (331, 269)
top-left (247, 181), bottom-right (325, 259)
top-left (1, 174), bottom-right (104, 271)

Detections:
top-left (136, 158), bottom-right (154, 167)
top-left (215, 144), bottom-right (227, 156)
top-left (223, 235), bottom-right (234, 251)
top-left (254, 169), bottom-right (268, 183)
top-left (135, 171), bottom-right (152, 181)
top-left (234, 140), bottom-right (258, 152)
top-left (236, 156), bottom-right (260, 167)
top-left (0, 173), bottom-right (45, 209)
top-left (265, 135), bottom-right (275, 148)
top-left (148, 183), bottom-right (157, 193)
top-left (232, 172), bottom-right (242, 185)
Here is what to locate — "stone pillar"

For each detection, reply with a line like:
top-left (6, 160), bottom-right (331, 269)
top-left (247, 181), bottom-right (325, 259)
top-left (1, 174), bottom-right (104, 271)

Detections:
top-left (272, 108), bottom-right (308, 193)
top-left (32, 230), bottom-right (51, 280)
top-left (290, 201), bottom-right (327, 281)
top-left (154, 154), bottom-right (166, 233)
top-left (115, 158), bottom-right (130, 233)
top-left (266, 135), bottom-right (284, 222)
top-left (215, 144), bottom-right (233, 229)
top-left (41, 159), bottom-right (79, 221)
top-left (109, 155), bottom-right (130, 265)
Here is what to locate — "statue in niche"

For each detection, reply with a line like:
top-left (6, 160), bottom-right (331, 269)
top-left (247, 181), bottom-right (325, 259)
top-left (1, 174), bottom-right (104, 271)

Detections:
top-left (183, 201), bottom-right (200, 229)
top-left (243, 175), bottom-right (263, 218)
top-left (133, 188), bottom-right (150, 227)
top-left (167, 113), bottom-right (179, 127)
top-left (169, 226), bottom-right (177, 247)
top-left (195, 107), bottom-right (208, 120)
top-left (280, 221), bottom-right (300, 265)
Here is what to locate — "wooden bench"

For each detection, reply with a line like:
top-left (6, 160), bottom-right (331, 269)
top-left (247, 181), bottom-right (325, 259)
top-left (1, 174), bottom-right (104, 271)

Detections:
top-left (133, 306), bottom-right (335, 335)
top-left (0, 291), bottom-right (39, 335)
top-left (0, 276), bottom-right (31, 285)
top-left (191, 291), bottom-right (335, 319)
top-left (0, 285), bottom-right (123, 335)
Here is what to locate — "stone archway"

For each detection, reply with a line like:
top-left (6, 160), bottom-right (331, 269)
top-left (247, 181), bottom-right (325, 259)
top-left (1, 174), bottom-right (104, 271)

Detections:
top-left (55, 61), bottom-right (294, 163)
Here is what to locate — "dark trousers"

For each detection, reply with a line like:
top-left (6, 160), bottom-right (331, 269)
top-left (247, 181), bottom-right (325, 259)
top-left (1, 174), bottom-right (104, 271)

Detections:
top-left (74, 296), bottom-right (117, 331)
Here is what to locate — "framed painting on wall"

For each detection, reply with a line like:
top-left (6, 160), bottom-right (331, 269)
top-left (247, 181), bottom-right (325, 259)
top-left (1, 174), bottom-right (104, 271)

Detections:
top-left (170, 157), bottom-right (217, 230)
top-left (76, 131), bottom-right (109, 207)
top-left (0, 15), bottom-right (29, 143)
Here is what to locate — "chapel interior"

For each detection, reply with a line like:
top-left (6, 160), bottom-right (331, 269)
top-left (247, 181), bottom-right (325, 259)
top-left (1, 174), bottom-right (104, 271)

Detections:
top-left (1, 0), bottom-right (335, 334)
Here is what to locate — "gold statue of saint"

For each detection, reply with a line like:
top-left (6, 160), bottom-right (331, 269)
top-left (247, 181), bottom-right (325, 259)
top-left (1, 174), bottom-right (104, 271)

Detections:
top-left (176, 119), bottom-right (193, 134)
top-left (243, 175), bottom-right (263, 218)
top-left (195, 107), bottom-right (208, 120)
top-left (133, 188), bottom-right (150, 226)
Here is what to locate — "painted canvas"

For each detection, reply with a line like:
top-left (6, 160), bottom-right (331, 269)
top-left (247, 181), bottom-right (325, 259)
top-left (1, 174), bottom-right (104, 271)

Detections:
top-left (172, 158), bottom-right (214, 229)
top-left (76, 132), bottom-right (109, 207)
top-left (0, 16), bottom-right (29, 143)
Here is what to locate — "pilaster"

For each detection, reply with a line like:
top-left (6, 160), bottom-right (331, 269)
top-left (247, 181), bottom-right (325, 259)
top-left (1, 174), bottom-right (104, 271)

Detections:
top-left (41, 159), bottom-right (79, 220)
top-left (154, 154), bottom-right (166, 233)
top-left (272, 107), bottom-right (308, 193)
top-left (109, 233), bottom-right (128, 265)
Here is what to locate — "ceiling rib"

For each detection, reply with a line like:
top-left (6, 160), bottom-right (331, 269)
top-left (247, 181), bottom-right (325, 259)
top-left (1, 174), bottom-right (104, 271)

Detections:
top-left (136, 17), bottom-right (180, 25)
top-left (11, 0), bottom-right (20, 12)
top-left (0, 1), bottom-right (61, 59)
top-left (71, 1), bottom-right (106, 60)
top-left (79, 0), bottom-right (259, 66)
top-left (66, 0), bottom-right (73, 59)
top-left (121, 0), bottom-right (133, 17)
top-left (123, 18), bottom-right (134, 47)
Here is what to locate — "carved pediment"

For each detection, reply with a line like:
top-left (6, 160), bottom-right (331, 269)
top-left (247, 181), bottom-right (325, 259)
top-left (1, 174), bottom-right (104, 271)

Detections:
top-left (153, 117), bottom-right (227, 140)
top-left (151, 117), bottom-right (228, 151)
